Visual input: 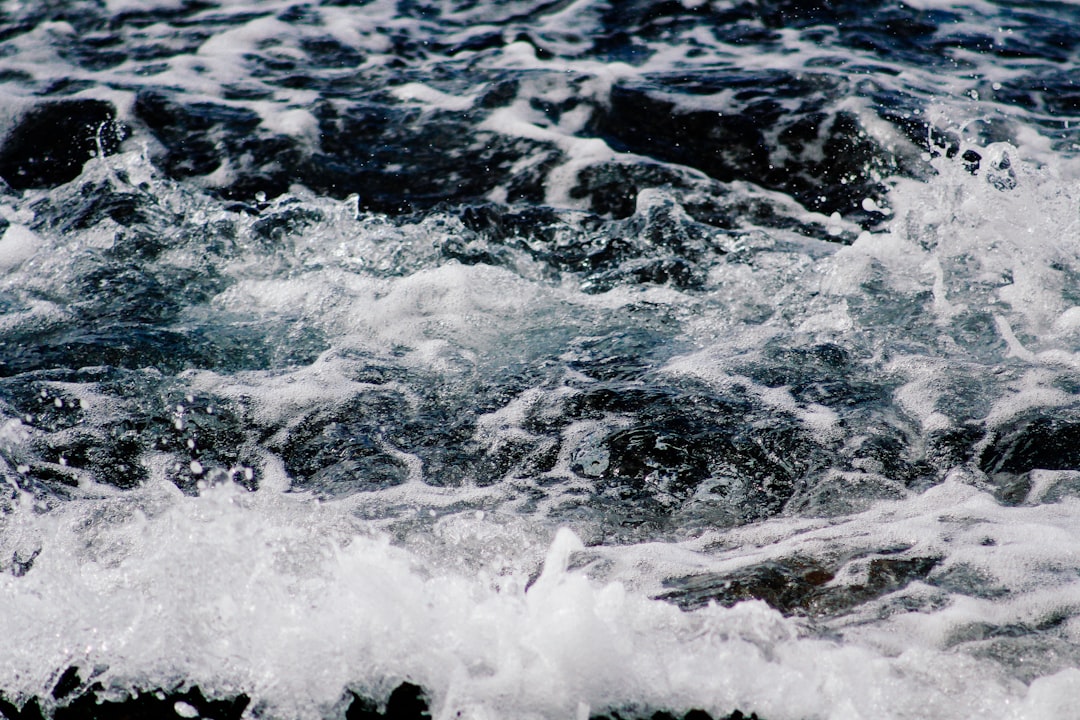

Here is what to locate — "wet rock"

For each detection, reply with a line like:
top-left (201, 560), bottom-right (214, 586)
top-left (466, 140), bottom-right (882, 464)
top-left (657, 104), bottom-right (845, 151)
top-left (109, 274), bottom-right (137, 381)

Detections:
top-left (0, 368), bottom-right (266, 498)
top-left (346, 682), bottom-right (431, 720)
top-left (593, 74), bottom-right (904, 219)
top-left (307, 101), bottom-right (556, 210)
top-left (658, 557), bottom-right (836, 614)
top-left (0, 100), bottom-right (125, 190)
top-left (980, 411), bottom-right (1080, 504)
top-left (966, 634), bottom-right (1080, 686)
top-left (981, 413), bottom-right (1080, 476)
top-left (134, 89), bottom-right (287, 187)
top-left (272, 391), bottom-right (415, 495)
top-left (660, 553), bottom-right (941, 616)
top-left (0, 325), bottom-right (280, 378)
top-left (0, 674), bottom-right (250, 720)
top-left (2, 681), bottom-right (747, 720)
top-left (55, 686), bottom-right (250, 720)
top-left (569, 162), bottom-right (697, 219)
top-left (564, 382), bottom-right (827, 527)
top-left (51, 668), bottom-right (80, 701)
top-left (927, 562), bottom-right (1009, 600)
top-left (0, 675), bottom-right (430, 720)
top-left (591, 708), bottom-right (759, 720)
top-left (596, 81), bottom-right (771, 190)
top-left (0, 696), bottom-right (42, 720)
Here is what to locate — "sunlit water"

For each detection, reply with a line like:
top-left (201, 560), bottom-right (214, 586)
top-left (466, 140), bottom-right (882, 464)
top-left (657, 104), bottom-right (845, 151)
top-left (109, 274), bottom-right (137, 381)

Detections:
top-left (2, 1), bottom-right (1080, 718)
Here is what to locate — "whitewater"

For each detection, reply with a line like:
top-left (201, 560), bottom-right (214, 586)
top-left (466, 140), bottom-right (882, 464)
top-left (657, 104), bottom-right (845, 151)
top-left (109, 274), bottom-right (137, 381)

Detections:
top-left (2, 1), bottom-right (1080, 718)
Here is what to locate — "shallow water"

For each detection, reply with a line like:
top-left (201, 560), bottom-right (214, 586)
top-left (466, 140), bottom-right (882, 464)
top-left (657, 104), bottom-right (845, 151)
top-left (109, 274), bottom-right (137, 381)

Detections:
top-left (2, 1), bottom-right (1080, 718)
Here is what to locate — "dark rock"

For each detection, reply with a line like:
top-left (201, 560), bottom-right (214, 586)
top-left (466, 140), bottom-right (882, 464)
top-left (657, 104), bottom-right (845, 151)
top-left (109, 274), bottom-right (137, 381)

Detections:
top-left (658, 557), bottom-right (836, 614)
top-left (10, 547), bottom-right (40, 577)
top-left (0, 696), bottom-right (44, 720)
top-left (562, 382), bottom-right (827, 527)
top-left (0, 680), bottom-right (251, 720)
top-left (54, 686), bottom-right (249, 720)
top-left (0, 100), bottom-right (125, 189)
top-left (51, 669), bottom-right (81, 702)
top-left (133, 89), bottom-right (266, 180)
top-left (597, 81), bottom-right (771, 187)
top-left (3, 682), bottom-right (745, 720)
top-left (979, 411), bottom-right (1080, 504)
top-left (981, 414), bottom-right (1080, 475)
top-left (305, 101), bottom-right (555, 211)
top-left (0, 368), bottom-right (266, 498)
top-left (590, 709), bottom-right (759, 720)
top-left (821, 555), bottom-right (942, 613)
top-left (272, 391), bottom-right (416, 495)
top-left (592, 74), bottom-right (911, 220)
top-left (569, 162), bottom-right (696, 219)
top-left (660, 553), bottom-right (941, 616)
top-left (346, 683), bottom-right (430, 720)
top-left (928, 563), bottom-right (1009, 600)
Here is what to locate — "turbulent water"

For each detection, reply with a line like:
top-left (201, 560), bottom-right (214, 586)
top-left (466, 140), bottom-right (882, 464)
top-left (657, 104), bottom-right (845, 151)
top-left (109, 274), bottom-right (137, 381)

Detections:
top-left (2, 0), bottom-right (1080, 718)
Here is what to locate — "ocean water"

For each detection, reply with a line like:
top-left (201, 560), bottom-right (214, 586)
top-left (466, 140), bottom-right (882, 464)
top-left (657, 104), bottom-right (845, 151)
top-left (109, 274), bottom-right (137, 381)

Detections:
top-left (1, 1), bottom-right (1080, 718)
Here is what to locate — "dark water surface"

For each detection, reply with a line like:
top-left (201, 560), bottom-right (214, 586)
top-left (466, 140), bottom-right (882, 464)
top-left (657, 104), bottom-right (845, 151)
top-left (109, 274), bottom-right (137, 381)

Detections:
top-left (2, 1), bottom-right (1080, 718)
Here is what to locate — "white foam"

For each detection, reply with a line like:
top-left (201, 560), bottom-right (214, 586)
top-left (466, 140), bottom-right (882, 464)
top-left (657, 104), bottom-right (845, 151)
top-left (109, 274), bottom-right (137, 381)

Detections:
top-left (391, 83), bottom-right (474, 112)
top-left (255, 106), bottom-right (320, 146)
top-left (3, 478), bottom-right (1080, 719)
top-left (0, 223), bottom-right (41, 272)
top-left (900, 0), bottom-right (996, 10)
top-left (104, 0), bottom-right (187, 12)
